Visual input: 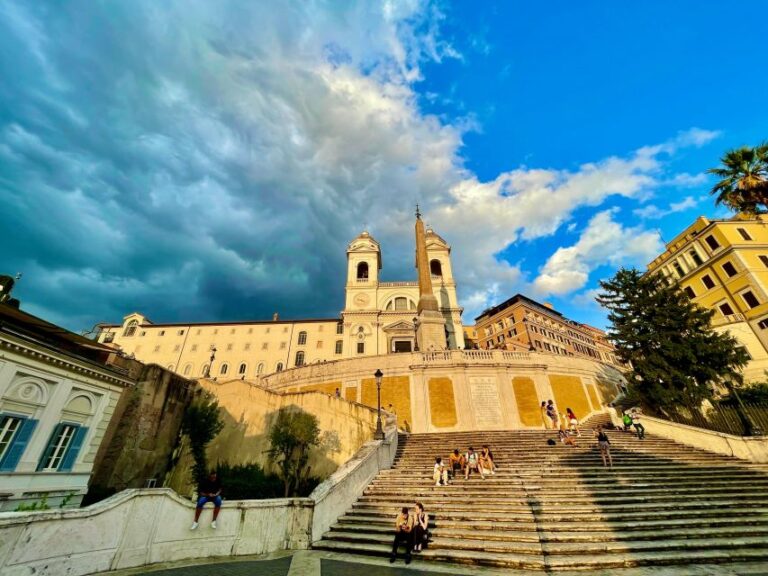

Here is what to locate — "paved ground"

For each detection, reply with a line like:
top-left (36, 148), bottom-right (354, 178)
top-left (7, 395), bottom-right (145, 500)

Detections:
top-left (116, 551), bottom-right (768, 576)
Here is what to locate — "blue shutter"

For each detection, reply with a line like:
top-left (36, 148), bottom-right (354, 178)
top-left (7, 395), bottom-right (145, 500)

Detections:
top-left (37, 423), bottom-right (65, 471)
top-left (0, 417), bottom-right (37, 472)
top-left (59, 426), bottom-right (87, 472)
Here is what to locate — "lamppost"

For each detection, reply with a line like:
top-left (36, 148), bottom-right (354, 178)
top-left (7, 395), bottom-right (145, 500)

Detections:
top-left (205, 345), bottom-right (217, 378)
top-left (374, 369), bottom-right (385, 440)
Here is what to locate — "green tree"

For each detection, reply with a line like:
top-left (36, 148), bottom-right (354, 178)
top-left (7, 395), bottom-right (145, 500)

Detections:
top-left (707, 143), bottom-right (768, 214)
top-left (268, 406), bottom-right (320, 497)
top-left (597, 268), bottom-right (749, 410)
top-left (181, 394), bottom-right (224, 486)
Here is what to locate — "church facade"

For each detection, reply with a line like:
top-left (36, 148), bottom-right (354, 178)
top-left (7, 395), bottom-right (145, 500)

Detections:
top-left (97, 224), bottom-right (464, 378)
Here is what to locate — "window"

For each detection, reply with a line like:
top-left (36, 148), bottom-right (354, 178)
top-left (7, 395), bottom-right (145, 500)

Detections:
top-left (760, 256), bottom-right (768, 268)
top-left (1, 415), bottom-right (31, 471)
top-left (702, 275), bottom-right (715, 290)
top-left (102, 332), bottom-right (115, 344)
top-left (722, 262), bottom-right (738, 277)
top-left (178, 330), bottom-right (185, 336)
top-left (220, 363), bottom-right (229, 375)
top-left (737, 227), bottom-right (752, 241)
top-left (244, 343), bottom-right (251, 351)
top-left (742, 291), bottom-right (760, 309)
top-left (153, 345), bottom-right (161, 353)
top-left (226, 343), bottom-right (233, 351)
top-left (719, 302), bottom-right (735, 316)
top-left (276, 362), bottom-right (283, 372)
top-left (213, 329), bottom-right (219, 335)
top-left (280, 342), bottom-right (286, 350)
top-left (248, 328), bottom-right (253, 334)
top-left (140, 331), bottom-right (146, 337)
top-left (394, 297), bottom-right (408, 311)
top-left (672, 261), bottom-right (685, 278)
top-left (689, 249), bottom-right (703, 266)
top-left (238, 363), bottom-right (247, 375)
top-left (266, 327), bottom-right (271, 334)
top-left (705, 235), bottom-right (720, 250)
top-left (196, 329), bottom-right (202, 335)
top-left (335, 340), bottom-right (343, 354)
top-left (316, 341), bottom-right (323, 349)
top-left (183, 364), bottom-right (192, 376)
top-left (283, 327), bottom-right (289, 333)
top-left (159, 330), bottom-right (165, 337)
top-left (261, 342), bottom-right (268, 350)
top-left (758, 319), bottom-right (768, 330)
top-left (171, 345), bottom-right (179, 352)
top-left (202, 364), bottom-right (209, 376)
top-left (357, 262), bottom-right (369, 280)
top-left (357, 342), bottom-right (365, 354)
top-left (230, 328), bottom-right (236, 334)
top-left (336, 323), bottom-right (343, 334)
top-left (257, 363), bottom-right (265, 375)
top-left (318, 325), bottom-right (324, 332)
top-left (295, 351), bottom-right (305, 366)
top-left (38, 423), bottom-right (86, 472)
top-left (298, 331), bottom-right (307, 345)
top-left (123, 320), bottom-right (139, 337)
top-left (167, 364), bottom-right (174, 371)
top-left (430, 259), bottom-right (442, 276)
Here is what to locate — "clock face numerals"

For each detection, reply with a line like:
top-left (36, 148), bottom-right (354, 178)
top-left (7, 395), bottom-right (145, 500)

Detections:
top-left (354, 293), bottom-right (370, 307)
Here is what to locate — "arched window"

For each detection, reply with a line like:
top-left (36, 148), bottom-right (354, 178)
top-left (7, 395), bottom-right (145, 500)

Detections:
top-left (297, 331), bottom-right (307, 345)
top-left (356, 262), bottom-right (369, 280)
top-left (295, 351), bottom-right (305, 366)
top-left (123, 319), bottom-right (139, 337)
top-left (395, 297), bottom-right (408, 310)
top-left (220, 363), bottom-right (229, 375)
top-left (238, 363), bottom-right (247, 375)
top-left (276, 362), bottom-right (284, 372)
top-left (430, 259), bottom-right (442, 276)
top-left (183, 363), bottom-right (193, 376)
top-left (257, 363), bottom-right (264, 375)
top-left (202, 364), bottom-right (210, 376)
top-left (167, 364), bottom-right (174, 371)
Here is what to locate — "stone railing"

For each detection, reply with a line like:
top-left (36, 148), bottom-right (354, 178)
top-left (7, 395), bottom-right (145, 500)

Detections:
top-left (378, 281), bottom-right (418, 287)
top-left (419, 349), bottom-right (531, 364)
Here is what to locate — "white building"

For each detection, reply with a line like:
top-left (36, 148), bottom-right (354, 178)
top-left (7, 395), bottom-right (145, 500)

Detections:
top-left (96, 226), bottom-right (465, 376)
top-left (0, 304), bottom-right (131, 510)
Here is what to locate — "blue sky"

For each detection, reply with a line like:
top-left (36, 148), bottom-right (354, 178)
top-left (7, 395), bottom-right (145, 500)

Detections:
top-left (1, 1), bottom-right (767, 332)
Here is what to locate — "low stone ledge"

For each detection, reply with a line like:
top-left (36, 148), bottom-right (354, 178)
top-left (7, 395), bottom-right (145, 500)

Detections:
top-left (643, 415), bottom-right (768, 463)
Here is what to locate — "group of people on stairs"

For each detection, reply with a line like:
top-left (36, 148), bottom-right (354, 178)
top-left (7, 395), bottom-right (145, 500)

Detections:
top-left (433, 445), bottom-right (496, 485)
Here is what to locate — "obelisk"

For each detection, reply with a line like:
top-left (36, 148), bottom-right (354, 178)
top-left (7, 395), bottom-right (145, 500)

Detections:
top-left (414, 206), bottom-right (447, 351)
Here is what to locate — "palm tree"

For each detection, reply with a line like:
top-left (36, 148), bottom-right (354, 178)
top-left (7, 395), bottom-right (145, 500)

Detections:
top-left (707, 143), bottom-right (768, 214)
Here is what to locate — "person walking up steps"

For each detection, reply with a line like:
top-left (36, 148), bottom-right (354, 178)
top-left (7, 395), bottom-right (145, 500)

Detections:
top-left (595, 425), bottom-right (613, 468)
top-left (631, 409), bottom-right (646, 439)
top-left (390, 506), bottom-right (414, 564)
top-left (541, 401), bottom-right (550, 429)
top-left (546, 400), bottom-right (559, 429)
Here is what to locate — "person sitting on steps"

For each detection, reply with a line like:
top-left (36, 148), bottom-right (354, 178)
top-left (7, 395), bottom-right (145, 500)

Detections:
top-left (558, 428), bottom-right (577, 447)
top-left (390, 506), bottom-right (414, 564)
top-left (479, 445), bottom-right (496, 475)
top-left (190, 470), bottom-right (222, 530)
top-left (464, 446), bottom-right (483, 479)
top-left (448, 449), bottom-right (464, 479)
top-left (433, 456), bottom-right (449, 486)
top-left (412, 502), bottom-right (430, 552)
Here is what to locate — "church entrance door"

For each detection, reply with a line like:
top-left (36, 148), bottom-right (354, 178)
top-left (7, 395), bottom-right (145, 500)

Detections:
top-left (394, 340), bottom-right (413, 353)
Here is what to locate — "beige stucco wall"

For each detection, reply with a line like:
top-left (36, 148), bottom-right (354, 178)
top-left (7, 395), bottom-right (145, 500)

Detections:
top-left (258, 349), bottom-right (625, 433)
top-left (167, 378), bottom-right (382, 495)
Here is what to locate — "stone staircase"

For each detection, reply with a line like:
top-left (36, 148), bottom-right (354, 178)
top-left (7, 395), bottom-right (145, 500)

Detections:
top-left (314, 415), bottom-right (768, 570)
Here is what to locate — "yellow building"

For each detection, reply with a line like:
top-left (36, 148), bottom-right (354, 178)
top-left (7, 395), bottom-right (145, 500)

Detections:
top-left (647, 215), bottom-right (768, 382)
top-left (473, 294), bottom-right (623, 368)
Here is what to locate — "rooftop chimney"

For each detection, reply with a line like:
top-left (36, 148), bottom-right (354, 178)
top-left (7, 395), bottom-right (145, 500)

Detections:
top-left (272, 312), bottom-right (279, 321)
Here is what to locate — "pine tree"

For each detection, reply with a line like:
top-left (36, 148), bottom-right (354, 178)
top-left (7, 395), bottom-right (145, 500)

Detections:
top-left (597, 268), bottom-right (748, 411)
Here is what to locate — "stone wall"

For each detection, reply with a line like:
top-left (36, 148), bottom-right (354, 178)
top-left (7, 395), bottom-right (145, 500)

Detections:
top-left (166, 378), bottom-right (382, 496)
top-left (258, 350), bottom-right (626, 433)
top-left (86, 364), bottom-right (197, 503)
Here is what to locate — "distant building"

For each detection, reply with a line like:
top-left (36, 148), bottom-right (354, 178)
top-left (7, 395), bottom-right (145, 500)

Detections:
top-left (97, 227), bottom-right (465, 378)
top-left (462, 325), bottom-right (478, 349)
top-left (473, 294), bottom-right (622, 367)
top-left (646, 214), bottom-right (768, 382)
top-left (0, 301), bottom-right (132, 510)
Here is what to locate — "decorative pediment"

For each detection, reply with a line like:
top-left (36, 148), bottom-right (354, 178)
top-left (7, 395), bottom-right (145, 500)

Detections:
top-left (383, 320), bottom-right (415, 332)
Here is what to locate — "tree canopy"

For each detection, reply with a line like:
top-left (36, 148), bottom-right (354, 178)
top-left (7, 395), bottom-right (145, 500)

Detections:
top-left (597, 268), bottom-right (748, 410)
top-left (268, 406), bottom-right (320, 497)
top-left (707, 143), bottom-right (768, 214)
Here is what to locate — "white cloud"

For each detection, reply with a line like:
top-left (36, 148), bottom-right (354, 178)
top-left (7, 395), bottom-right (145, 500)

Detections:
top-left (531, 210), bottom-right (664, 296)
top-left (633, 195), bottom-right (704, 220)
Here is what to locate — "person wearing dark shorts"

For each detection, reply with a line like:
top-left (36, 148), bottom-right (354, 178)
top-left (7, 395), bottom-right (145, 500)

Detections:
top-left (595, 425), bottom-right (613, 468)
top-left (190, 471), bottom-right (222, 530)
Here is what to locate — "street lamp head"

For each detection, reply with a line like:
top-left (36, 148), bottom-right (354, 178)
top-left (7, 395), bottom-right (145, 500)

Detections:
top-left (374, 368), bottom-right (383, 382)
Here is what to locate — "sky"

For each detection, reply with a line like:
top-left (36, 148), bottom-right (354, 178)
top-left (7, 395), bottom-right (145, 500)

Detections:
top-left (2, 0), bottom-right (767, 333)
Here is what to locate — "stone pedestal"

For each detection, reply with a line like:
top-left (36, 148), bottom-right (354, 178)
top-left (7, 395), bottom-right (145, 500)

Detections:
top-left (417, 310), bottom-right (447, 351)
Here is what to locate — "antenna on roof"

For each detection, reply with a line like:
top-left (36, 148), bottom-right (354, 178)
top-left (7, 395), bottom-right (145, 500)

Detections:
top-left (415, 203), bottom-right (421, 219)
